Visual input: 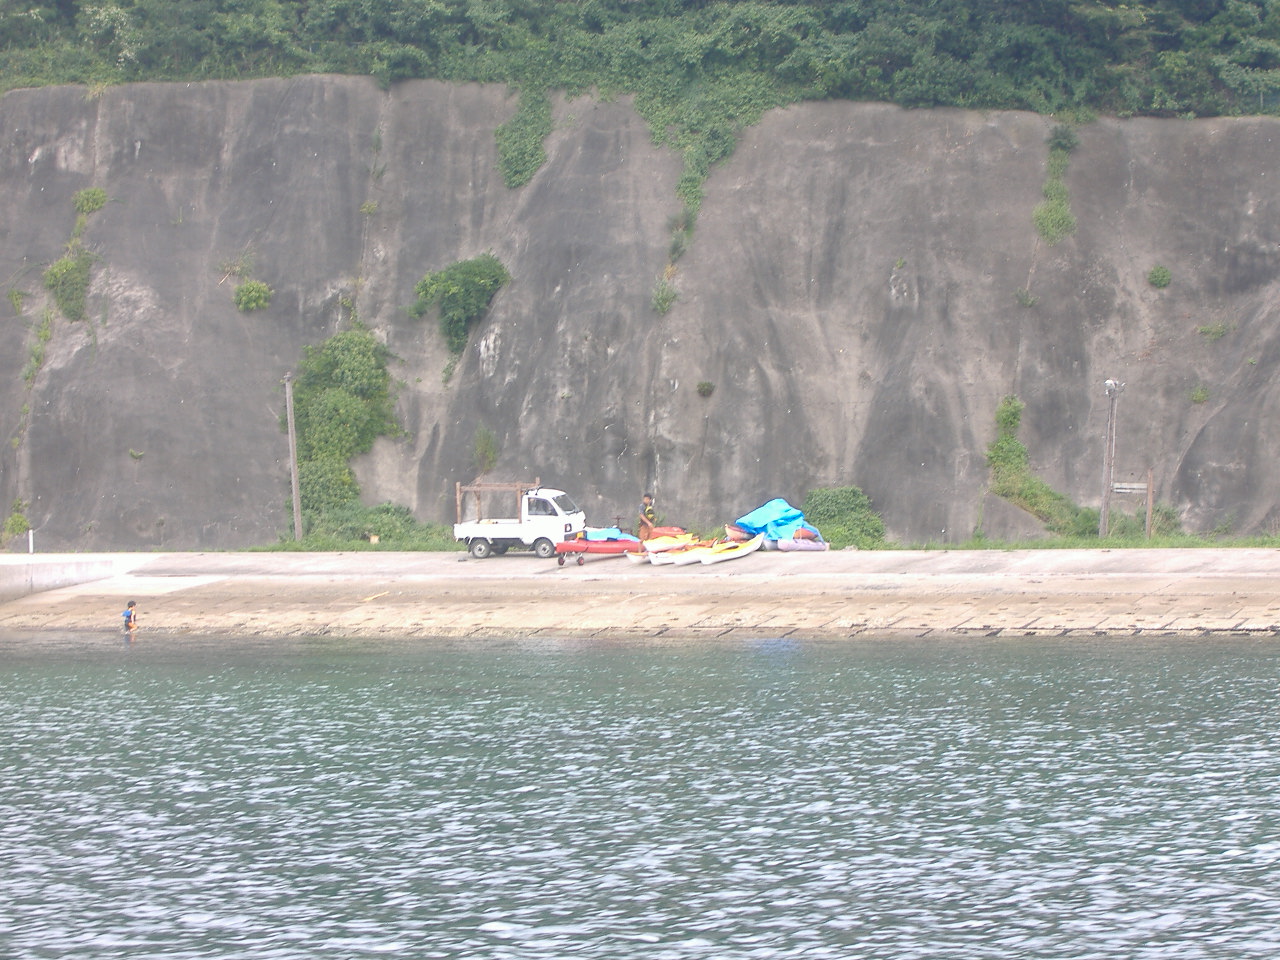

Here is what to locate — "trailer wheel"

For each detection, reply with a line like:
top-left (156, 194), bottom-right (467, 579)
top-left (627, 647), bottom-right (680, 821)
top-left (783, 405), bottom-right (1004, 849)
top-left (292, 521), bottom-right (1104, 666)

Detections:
top-left (533, 538), bottom-right (556, 559)
top-left (557, 554), bottom-right (566, 566)
top-left (468, 539), bottom-right (492, 559)
top-left (576, 555), bottom-right (585, 565)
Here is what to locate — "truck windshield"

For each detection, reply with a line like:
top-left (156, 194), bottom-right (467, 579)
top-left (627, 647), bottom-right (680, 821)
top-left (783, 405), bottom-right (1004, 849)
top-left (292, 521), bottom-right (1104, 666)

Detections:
top-left (553, 493), bottom-right (580, 515)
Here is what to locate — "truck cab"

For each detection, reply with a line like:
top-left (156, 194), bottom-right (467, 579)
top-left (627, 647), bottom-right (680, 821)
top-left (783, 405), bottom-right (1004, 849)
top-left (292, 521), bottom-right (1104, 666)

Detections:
top-left (453, 483), bottom-right (586, 559)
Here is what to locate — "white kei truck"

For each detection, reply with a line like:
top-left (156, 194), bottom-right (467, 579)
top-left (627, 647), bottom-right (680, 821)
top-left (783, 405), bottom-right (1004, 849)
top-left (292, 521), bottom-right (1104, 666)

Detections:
top-left (453, 480), bottom-right (586, 559)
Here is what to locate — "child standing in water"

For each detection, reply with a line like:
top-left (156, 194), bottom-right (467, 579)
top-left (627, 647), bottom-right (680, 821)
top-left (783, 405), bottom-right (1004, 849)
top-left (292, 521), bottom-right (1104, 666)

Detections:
top-left (121, 600), bottom-right (138, 637)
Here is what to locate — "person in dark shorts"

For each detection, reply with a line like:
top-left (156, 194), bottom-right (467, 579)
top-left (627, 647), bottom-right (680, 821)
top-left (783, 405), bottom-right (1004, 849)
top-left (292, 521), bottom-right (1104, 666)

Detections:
top-left (121, 600), bottom-right (138, 637)
top-left (638, 493), bottom-right (657, 540)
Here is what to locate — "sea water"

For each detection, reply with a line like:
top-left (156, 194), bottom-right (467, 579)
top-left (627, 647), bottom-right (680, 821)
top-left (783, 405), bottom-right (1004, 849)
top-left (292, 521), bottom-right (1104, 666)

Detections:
top-left (1, 631), bottom-right (1278, 959)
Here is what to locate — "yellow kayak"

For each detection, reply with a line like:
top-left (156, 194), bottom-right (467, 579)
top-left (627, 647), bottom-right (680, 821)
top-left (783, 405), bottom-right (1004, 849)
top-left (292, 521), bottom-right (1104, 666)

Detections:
top-left (643, 533), bottom-right (698, 554)
top-left (699, 533), bottom-right (765, 564)
top-left (668, 540), bottom-right (721, 565)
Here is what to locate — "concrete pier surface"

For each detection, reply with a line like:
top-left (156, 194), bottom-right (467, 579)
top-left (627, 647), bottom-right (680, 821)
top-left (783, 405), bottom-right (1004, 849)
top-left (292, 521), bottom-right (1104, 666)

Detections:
top-left (5, 547), bottom-right (1280, 642)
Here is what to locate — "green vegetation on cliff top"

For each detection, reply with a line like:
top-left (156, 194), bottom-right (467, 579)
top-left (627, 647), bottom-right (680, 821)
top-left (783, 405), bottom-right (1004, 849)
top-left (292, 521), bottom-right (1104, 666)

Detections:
top-left (4, 2), bottom-right (1278, 121)
top-left (7, 1), bottom-right (1277, 245)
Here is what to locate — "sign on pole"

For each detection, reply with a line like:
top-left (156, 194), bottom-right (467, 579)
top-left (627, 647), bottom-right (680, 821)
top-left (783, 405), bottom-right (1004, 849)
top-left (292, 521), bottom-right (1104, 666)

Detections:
top-left (1111, 470), bottom-right (1155, 538)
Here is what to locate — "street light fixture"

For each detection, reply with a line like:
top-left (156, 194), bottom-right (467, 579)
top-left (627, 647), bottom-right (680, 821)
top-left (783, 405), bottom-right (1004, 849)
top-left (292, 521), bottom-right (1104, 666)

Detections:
top-left (1099, 378), bottom-right (1125, 537)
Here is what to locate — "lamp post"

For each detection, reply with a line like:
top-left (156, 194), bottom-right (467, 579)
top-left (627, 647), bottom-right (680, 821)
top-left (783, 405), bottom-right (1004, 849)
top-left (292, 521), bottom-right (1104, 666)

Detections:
top-left (283, 373), bottom-right (303, 542)
top-left (1099, 378), bottom-right (1125, 537)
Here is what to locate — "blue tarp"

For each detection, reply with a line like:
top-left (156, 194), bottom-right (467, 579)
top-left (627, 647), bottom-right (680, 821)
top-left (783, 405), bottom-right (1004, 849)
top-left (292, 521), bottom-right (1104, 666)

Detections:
top-left (734, 499), bottom-right (822, 541)
top-left (583, 526), bottom-right (640, 542)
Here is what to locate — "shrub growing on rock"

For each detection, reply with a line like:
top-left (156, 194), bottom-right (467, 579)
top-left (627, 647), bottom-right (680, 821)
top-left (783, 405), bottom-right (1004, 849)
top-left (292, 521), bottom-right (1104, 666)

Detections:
top-left (802, 486), bottom-right (885, 550)
top-left (496, 91), bottom-right (552, 189)
top-left (43, 243), bottom-right (95, 322)
top-left (3, 499), bottom-right (30, 545)
top-left (288, 324), bottom-right (399, 519)
top-left (411, 253), bottom-right (510, 354)
top-left (73, 187), bottom-right (108, 214)
top-left (985, 394), bottom-right (1090, 535)
top-left (234, 280), bottom-right (273, 311)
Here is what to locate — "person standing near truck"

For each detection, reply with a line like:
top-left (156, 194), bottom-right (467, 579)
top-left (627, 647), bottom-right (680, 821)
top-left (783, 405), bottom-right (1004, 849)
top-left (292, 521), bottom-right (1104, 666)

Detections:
top-left (638, 493), bottom-right (657, 540)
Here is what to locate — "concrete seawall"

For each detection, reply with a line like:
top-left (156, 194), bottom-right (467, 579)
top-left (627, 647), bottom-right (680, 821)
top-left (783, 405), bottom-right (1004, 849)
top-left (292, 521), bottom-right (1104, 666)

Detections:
top-left (4, 549), bottom-right (1280, 641)
top-left (0, 554), bottom-right (149, 604)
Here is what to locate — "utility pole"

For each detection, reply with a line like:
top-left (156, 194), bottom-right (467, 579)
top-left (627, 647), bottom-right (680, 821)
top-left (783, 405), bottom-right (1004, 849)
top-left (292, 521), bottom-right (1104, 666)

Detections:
top-left (283, 373), bottom-right (303, 541)
top-left (1145, 467), bottom-right (1155, 539)
top-left (1099, 379), bottom-right (1125, 537)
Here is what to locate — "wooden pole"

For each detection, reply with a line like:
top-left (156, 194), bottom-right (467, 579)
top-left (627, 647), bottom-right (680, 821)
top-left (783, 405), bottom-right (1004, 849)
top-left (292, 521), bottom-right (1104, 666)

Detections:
top-left (1145, 466), bottom-right (1155, 539)
top-left (283, 373), bottom-right (303, 541)
top-left (1099, 380), bottom-right (1124, 537)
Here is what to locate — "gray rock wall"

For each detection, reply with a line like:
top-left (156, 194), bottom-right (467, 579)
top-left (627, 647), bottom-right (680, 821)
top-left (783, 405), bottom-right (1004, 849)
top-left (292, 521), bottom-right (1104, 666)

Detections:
top-left (2, 77), bottom-right (1278, 550)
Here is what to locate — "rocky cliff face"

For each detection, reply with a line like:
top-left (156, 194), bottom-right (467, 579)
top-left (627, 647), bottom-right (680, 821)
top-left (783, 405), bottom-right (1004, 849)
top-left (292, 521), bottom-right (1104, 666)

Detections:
top-left (2, 76), bottom-right (1278, 550)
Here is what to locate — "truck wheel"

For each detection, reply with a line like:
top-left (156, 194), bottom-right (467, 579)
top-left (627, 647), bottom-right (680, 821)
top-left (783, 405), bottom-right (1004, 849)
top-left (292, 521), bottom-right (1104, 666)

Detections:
top-left (469, 539), bottom-right (492, 559)
top-left (533, 538), bottom-right (556, 559)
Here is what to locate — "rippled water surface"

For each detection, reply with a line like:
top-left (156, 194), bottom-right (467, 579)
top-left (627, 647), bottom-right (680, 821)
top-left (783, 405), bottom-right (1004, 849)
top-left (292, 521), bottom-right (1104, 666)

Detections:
top-left (2, 631), bottom-right (1278, 959)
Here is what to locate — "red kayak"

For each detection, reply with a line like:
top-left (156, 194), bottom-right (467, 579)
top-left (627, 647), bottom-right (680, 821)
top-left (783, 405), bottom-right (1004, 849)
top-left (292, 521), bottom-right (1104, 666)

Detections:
top-left (555, 538), bottom-right (645, 565)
